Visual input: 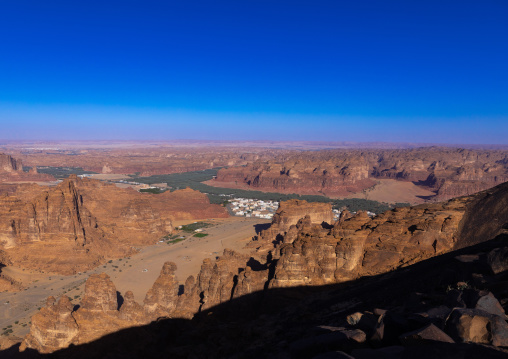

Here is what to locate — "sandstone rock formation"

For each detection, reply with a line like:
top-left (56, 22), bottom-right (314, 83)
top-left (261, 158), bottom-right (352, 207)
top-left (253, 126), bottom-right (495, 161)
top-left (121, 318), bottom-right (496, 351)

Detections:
top-left (21, 296), bottom-right (78, 353)
top-left (249, 199), bottom-right (334, 255)
top-left (21, 273), bottom-right (140, 353)
top-left (214, 155), bottom-right (376, 197)
top-left (0, 153), bottom-right (54, 183)
top-left (158, 187), bottom-right (230, 221)
top-left (0, 154), bottom-right (21, 173)
top-left (143, 262), bottom-right (180, 317)
top-left (266, 197), bottom-right (466, 287)
top-left (214, 147), bottom-right (508, 200)
top-left (0, 176), bottom-right (227, 275)
top-left (8, 146), bottom-right (275, 177)
top-left (18, 180), bottom-right (508, 355)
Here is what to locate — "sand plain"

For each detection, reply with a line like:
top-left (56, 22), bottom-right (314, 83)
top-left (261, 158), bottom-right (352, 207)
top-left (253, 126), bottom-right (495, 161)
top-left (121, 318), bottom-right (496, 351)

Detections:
top-left (345, 179), bottom-right (436, 204)
top-left (0, 216), bottom-right (268, 340)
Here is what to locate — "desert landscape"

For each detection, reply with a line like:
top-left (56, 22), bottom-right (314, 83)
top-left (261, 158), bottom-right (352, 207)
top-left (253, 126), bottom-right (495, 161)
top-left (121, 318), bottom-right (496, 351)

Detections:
top-left (0, 216), bottom-right (267, 340)
top-left (1, 143), bottom-right (508, 358)
top-left (1, 1), bottom-right (507, 358)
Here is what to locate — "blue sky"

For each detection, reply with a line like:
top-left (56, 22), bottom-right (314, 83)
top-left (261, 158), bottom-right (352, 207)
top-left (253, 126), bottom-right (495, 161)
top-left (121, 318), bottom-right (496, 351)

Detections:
top-left (0, 1), bottom-right (507, 143)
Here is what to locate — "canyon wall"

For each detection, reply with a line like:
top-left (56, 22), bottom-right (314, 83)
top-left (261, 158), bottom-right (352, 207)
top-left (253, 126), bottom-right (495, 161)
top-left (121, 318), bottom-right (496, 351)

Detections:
top-left (22, 179), bottom-right (508, 353)
top-left (214, 147), bottom-right (508, 200)
top-left (8, 147), bottom-right (277, 176)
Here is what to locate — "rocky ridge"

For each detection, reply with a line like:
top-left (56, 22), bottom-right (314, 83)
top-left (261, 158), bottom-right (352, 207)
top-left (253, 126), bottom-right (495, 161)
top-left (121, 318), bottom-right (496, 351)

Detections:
top-left (18, 180), bottom-right (508, 355)
top-left (8, 147), bottom-right (277, 177)
top-left (214, 147), bottom-right (508, 200)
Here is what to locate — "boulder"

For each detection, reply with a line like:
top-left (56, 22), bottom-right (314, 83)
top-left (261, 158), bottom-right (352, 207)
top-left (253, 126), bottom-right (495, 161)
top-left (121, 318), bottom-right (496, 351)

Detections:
top-left (446, 308), bottom-right (508, 346)
top-left (399, 323), bottom-right (455, 344)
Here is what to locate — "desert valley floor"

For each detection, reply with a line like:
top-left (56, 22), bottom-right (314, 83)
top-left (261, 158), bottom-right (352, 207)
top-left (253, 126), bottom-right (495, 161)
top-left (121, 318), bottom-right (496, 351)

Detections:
top-left (0, 216), bottom-right (268, 339)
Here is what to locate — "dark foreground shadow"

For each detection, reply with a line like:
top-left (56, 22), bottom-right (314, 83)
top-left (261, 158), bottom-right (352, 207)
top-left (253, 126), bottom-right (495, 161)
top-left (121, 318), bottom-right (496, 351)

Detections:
top-left (253, 222), bottom-right (271, 234)
top-left (3, 234), bottom-right (508, 359)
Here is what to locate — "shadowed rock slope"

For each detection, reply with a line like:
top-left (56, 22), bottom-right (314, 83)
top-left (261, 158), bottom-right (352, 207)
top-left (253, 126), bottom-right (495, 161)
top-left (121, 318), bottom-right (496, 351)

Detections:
top-left (8, 181), bottom-right (508, 357)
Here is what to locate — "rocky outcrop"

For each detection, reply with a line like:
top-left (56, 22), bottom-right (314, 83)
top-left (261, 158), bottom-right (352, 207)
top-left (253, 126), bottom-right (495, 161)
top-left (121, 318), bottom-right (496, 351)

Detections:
top-left (214, 147), bottom-right (508, 201)
top-left (214, 156), bottom-right (376, 197)
top-left (21, 273), bottom-right (142, 353)
top-left (267, 198), bottom-right (466, 288)
top-left (272, 199), bottom-right (334, 231)
top-left (0, 153), bottom-right (54, 183)
top-left (0, 176), bottom-right (227, 275)
top-left (11, 146), bottom-right (275, 176)
top-left (159, 187), bottom-right (229, 221)
top-left (250, 199), bottom-right (334, 255)
top-left (0, 154), bottom-right (22, 173)
top-left (143, 262), bottom-right (180, 317)
top-left (19, 181), bottom-right (508, 354)
top-left (21, 296), bottom-right (78, 353)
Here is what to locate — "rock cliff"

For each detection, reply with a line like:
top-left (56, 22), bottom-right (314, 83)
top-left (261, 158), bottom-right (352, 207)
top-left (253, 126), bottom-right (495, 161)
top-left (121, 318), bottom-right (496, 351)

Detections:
top-left (214, 147), bottom-right (508, 200)
top-left (21, 180), bottom-right (508, 354)
top-left (0, 176), bottom-right (227, 275)
top-left (10, 147), bottom-right (275, 176)
top-left (0, 153), bottom-right (54, 183)
top-left (0, 154), bottom-right (22, 173)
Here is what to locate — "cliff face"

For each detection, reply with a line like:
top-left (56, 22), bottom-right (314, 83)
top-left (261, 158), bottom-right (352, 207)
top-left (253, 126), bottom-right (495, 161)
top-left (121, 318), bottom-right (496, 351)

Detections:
top-left (0, 153), bottom-right (54, 182)
top-left (214, 147), bottom-right (508, 200)
top-left (215, 157), bottom-right (376, 197)
top-left (0, 176), bottom-right (227, 275)
top-left (22, 180), bottom-right (508, 354)
top-left (10, 147), bottom-right (276, 176)
top-left (269, 200), bottom-right (466, 287)
top-left (0, 154), bottom-right (21, 173)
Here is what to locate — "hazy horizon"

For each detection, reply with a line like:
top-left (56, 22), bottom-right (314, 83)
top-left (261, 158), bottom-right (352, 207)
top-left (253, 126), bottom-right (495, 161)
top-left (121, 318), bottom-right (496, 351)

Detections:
top-left (1, 1), bottom-right (507, 144)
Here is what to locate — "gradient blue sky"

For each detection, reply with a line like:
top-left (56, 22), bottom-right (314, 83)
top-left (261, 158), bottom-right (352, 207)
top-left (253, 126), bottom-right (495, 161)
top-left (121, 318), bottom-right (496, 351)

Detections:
top-left (1, 1), bottom-right (507, 143)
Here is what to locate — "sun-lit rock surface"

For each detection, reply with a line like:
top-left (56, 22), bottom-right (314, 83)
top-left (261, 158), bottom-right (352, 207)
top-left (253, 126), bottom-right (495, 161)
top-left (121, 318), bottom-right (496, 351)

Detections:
top-left (20, 179), bottom-right (508, 354)
top-left (0, 176), bottom-right (227, 276)
top-left (215, 147), bottom-right (508, 200)
top-left (0, 153), bottom-right (54, 183)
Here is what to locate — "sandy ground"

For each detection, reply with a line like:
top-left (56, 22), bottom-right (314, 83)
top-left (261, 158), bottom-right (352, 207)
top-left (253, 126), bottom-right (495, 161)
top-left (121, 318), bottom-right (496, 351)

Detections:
top-left (0, 216), bottom-right (268, 339)
top-left (113, 183), bottom-right (149, 191)
top-left (344, 179), bottom-right (436, 204)
top-left (206, 179), bottom-right (436, 205)
top-left (88, 174), bottom-right (131, 180)
top-left (4, 181), bottom-right (60, 186)
top-left (112, 217), bottom-right (268, 301)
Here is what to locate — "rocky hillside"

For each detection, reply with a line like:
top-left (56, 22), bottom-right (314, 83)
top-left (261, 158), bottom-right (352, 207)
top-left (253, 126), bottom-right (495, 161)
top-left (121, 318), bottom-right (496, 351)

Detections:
top-left (10, 181), bottom-right (508, 356)
top-left (214, 147), bottom-right (508, 200)
top-left (0, 176), bottom-right (228, 277)
top-left (9, 147), bottom-right (277, 176)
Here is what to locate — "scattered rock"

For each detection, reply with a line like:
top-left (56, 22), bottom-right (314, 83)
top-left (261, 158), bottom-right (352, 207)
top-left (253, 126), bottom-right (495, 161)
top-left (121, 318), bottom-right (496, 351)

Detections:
top-left (399, 323), bottom-right (455, 344)
top-left (446, 308), bottom-right (508, 346)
